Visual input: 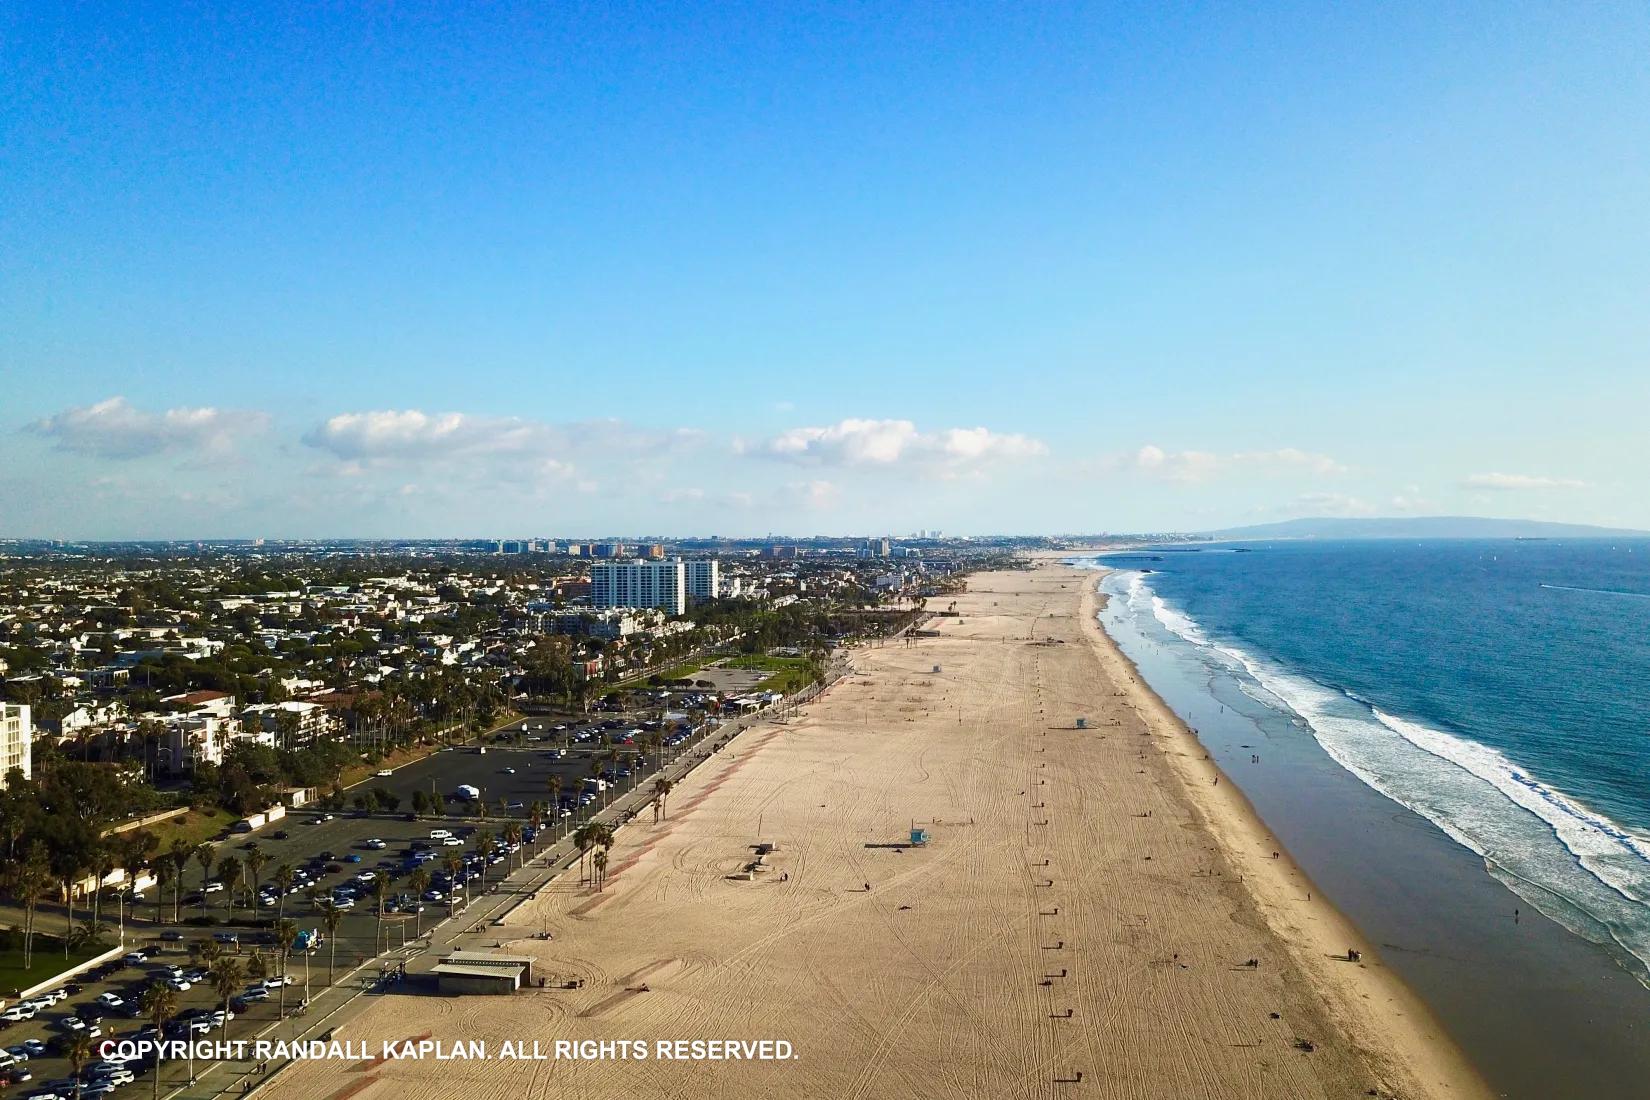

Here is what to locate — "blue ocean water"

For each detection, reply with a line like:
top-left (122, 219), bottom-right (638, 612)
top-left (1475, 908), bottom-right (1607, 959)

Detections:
top-left (1092, 539), bottom-right (1650, 981)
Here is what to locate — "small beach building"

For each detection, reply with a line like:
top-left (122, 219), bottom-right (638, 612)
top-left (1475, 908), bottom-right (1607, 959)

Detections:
top-left (433, 950), bottom-right (535, 995)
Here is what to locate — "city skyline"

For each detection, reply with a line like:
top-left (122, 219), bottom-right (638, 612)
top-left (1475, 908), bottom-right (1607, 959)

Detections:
top-left (5, 4), bottom-right (1647, 537)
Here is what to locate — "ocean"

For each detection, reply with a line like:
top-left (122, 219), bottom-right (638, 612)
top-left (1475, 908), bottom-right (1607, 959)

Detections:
top-left (1088, 538), bottom-right (1650, 985)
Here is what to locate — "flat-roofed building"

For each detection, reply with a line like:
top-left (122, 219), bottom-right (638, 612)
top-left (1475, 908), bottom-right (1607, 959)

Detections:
top-left (0, 703), bottom-right (31, 785)
top-left (591, 559), bottom-right (686, 616)
top-left (684, 559), bottom-right (720, 602)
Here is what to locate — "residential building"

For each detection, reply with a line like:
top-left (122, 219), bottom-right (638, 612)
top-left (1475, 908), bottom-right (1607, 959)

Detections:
top-left (240, 701), bottom-right (337, 748)
top-left (590, 559), bottom-right (686, 615)
top-left (0, 703), bottom-right (31, 785)
top-left (684, 559), bottom-right (720, 602)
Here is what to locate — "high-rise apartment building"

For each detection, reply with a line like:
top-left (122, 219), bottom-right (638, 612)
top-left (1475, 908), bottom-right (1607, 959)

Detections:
top-left (590, 559), bottom-right (687, 615)
top-left (684, 559), bottom-right (720, 602)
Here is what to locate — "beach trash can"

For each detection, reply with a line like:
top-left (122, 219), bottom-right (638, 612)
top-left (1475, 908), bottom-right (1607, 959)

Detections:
top-left (1076, 717), bottom-right (1087, 729)
top-left (910, 828), bottom-right (929, 846)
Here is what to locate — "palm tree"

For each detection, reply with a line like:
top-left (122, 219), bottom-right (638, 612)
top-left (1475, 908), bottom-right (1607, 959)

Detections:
top-left (272, 864), bottom-right (294, 924)
top-left (274, 920), bottom-right (297, 1017)
top-left (243, 845), bottom-right (267, 905)
top-left (408, 868), bottom-right (431, 936)
top-left (321, 902), bottom-right (344, 985)
top-left (216, 854), bottom-right (241, 922)
top-left (140, 981), bottom-right (178, 1100)
top-left (592, 848), bottom-right (608, 893)
top-left (210, 956), bottom-right (244, 1033)
top-left (442, 854), bottom-right (463, 919)
top-left (652, 776), bottom-right (673, 822)
top-left (90, 842), bottom-right (116, 934)
top-left (14, 849), bottom-right (50, 968)
top-left (503, 823), bottom-right (523, 871)
top-left (168, 840), bottom-right (192, 922)
top-left (547, 776), bottom-right (564, 838)
top-left (193, 843), bottom-right (215, 917)
top-left (373, 876), bottom-right (391, 952)
top-left (476, 832), bottom-right (495, 893)
top-left (153, 861), bottom-right (174, 925)
top-left (247, 950), bottom-right (268, 986)
top-left (66, 1030), bottom-right (94, 1100)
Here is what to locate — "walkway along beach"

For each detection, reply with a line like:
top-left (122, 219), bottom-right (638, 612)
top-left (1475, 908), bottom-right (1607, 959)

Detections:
top-left (260, 560), bottom-right (1488, 1100)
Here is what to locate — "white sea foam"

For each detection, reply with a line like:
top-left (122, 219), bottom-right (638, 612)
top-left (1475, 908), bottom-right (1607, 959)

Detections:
top-left (1105, 569), bottom-right (1650, 981)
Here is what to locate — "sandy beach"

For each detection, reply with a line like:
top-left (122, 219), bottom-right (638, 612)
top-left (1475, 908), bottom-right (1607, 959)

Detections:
top-left (262, 561), bottom-right (1489, 1100)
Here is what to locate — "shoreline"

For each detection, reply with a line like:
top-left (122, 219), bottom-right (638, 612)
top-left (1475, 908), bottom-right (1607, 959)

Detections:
top-left (1070, 563), bottom-right (1490, 1100)
top-left (1084, 553), bottom-right (1650, 1099)
top-left (257, 560), bottom-right (1491, 1100)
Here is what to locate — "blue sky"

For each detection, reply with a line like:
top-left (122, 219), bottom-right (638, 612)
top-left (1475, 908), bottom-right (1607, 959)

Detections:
top-left (3, 2), bottom-right (1646, 538)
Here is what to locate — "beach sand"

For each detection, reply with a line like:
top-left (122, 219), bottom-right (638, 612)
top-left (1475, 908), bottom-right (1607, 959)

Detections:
top-left (262, 561), bottom-right (1489, 1100)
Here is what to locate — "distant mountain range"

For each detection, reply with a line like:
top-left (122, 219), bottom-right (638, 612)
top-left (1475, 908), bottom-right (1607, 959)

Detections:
top-left (1206, 516), bottom-right (1650, 540)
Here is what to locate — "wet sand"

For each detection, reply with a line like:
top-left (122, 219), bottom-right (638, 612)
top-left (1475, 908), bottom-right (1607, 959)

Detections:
top-left (262, 562), bottom-right (1487, 1100)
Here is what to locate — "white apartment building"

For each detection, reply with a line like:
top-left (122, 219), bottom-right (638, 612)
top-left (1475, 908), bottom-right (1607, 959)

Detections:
top-left (684, 559), bottom-right (720, 603)
top-left (240, 701), bottom-right (337, 748)
top-left (590, 559), bottom-right (687, 616)
top-left (1, 703), bottom-right (32, 785)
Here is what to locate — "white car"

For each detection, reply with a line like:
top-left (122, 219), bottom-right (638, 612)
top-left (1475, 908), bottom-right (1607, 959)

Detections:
top-left (239, 986), bottom-right (270, 1001)
top-left (167, 978), bottom-right (192, 991)
top-left (442, 836), bottom-right (463, 846)
top-left (2, 1005), bottom-right (37, 1022)
top-left (262, 975), bottom-right (295, 989)
top-left (331, 895), bottom-right (355, 909)
top-left (365, 839), bottom-right (387, 850)
top-left (429, 829), bottom-right (453, 840)
top-left (95, 993), bottom-right (124, 1008)
top-left (376, 769), bottom-right (393, 777)
top-left (202, 880), bottom-right (225, 894)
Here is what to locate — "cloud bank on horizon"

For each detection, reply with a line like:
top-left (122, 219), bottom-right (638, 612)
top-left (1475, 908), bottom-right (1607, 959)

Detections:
top-left (0, 395), bottom-right (1619, 539)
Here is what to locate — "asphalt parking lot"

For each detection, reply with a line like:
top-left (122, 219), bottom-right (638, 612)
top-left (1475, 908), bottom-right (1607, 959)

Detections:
top-left (0, 710), bottom-right (723, 1100)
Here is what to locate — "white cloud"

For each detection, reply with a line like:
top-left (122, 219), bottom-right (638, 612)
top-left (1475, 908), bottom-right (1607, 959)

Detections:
top-left (27, 396), bottom-right (269, 459)
top-left (793, 479), bottom-right (841, 509)
top-left (757, 418), bottom-right (1046, 471)
top-left (304, 410), bottom-right (548, 461)
top-left (1295, 491), bottom-right (1377, 517)
top-left (1463, 472), bottom-right (1588, 491)
top-left (1126, 444), bottom-right (1345, 483)
top-left (303, 411), bottom-right (703, 476)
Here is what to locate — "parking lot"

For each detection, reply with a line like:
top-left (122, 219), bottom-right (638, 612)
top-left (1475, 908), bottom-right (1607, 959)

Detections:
top-left (0, 710), bottom-right (725, 1100)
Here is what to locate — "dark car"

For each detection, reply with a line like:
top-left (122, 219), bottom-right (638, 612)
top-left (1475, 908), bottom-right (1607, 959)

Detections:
top-left (402, 813), bottom-right (417, 822)
top-left (271, 830), bottom-right (290, 840)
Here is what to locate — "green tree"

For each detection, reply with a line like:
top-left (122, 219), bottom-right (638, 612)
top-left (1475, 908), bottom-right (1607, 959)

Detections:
top-left (321, 901), bottom-right (344, 984)
top-left (274, 919), bottom-right (297, 1017)
top-left (194, 843), bottom-right (216, 917)
top-left (141, 981), bottom-right (178, 1100)
top-left (408, 867), bottom-right (431, 937)
top-left (210, 955), bottom-right (244, 1033)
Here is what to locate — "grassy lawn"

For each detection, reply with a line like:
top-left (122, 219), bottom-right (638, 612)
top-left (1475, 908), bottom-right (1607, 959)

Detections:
top-left (756, 666), bottom-right (821, 694)
top-left (657, 659), bottom-right (707, 681)
top-left (723, 654), bottom-right (807, 672)
top-left (141, 806), bottom-right (238, 850)
top-left (0, 936), bottom-right (110, 993)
